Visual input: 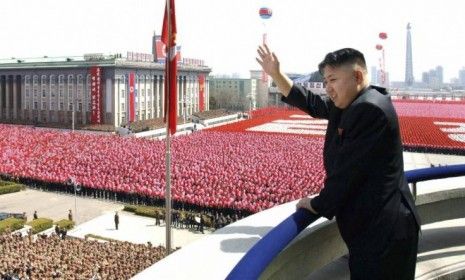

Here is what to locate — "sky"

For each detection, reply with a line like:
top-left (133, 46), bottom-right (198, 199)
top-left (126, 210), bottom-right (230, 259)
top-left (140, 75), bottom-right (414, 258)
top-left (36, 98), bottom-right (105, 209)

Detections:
top-left (1, 0), bottom-right (464, 82)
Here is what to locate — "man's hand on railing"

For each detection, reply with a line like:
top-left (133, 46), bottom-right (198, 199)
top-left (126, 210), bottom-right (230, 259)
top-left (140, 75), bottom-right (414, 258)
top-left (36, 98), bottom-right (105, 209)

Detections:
top-left (296, 197), bottom-right (318, 215)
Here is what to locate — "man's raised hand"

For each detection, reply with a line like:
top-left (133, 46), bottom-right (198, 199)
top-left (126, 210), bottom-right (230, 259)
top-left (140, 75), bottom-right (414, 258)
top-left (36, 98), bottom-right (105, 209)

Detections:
top-left (256, 44), bottom-right (280, 78)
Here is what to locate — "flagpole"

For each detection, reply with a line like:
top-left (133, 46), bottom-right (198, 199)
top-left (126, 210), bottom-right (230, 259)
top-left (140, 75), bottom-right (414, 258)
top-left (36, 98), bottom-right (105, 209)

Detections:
top-left (165, 0), bottom-right (172, 255)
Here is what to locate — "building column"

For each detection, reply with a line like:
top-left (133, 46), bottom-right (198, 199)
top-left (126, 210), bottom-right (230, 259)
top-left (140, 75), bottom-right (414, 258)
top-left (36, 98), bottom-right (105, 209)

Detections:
top-left (20, 76), bottom-right (26, 120)
top-left (186, 76), bottom-right (190, 116)
top-left (27, 79), bottom-right (31, 121)
top-left (160, 75), bottom-right (165, 117)
top-left (190, 76), bottom-right (194, 115)
top-left (206, 77), bottom-right (210, 111)
top-left (149, 76), bottom-right (154, 119)
top-left (5, 76), bottom-right (11, 119)
top-left (194, 76), bottom-right (199, 113)
top-left (144, 76), bottom-right (148, 120)
top-left (12, 76), bottom-right (18, 120)
top-left (176, 76), bottom-right (180, 117)
top-left (48, 75), bottom-right (53, 122)
top-left (181, 76), bottom-right (185, 119)
top-left (153, 75), bottom-right (158, 118)
top-left (114, 77), bottom-right (119, 126)
top-left (0, 76), bottom-right (4, 119)
top-left (81, 76), bottom-right (86, 125)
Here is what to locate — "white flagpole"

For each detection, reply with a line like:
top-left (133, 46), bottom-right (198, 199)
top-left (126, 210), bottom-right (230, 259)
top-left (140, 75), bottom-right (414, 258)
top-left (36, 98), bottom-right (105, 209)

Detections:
top-left (164, 0), bottom-right (173, 255)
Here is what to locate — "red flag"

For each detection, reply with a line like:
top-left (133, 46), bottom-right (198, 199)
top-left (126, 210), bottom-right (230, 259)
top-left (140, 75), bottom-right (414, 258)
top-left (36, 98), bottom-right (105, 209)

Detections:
top-left (198, 74), bottom-right (205, 112)
top-left (128, 72), bottom-right (135, 122)
top-left (162, 0), bottom-right (177, 135)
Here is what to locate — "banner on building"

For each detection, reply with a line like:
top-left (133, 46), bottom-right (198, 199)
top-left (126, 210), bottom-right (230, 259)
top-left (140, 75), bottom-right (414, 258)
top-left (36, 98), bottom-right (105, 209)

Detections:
top-left (155, 35), bottom-right (182, 64)
top-left (128, 72), bottom-right (135, 123)
top-left (198, 74), bottom-right (205, 112)
top-left (90, 66), bottom-right (103, 124)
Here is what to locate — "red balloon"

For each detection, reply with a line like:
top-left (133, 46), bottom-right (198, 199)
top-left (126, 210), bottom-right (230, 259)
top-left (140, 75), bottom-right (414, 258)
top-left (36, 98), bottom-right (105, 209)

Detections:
top-left (376, 44), bottom-right (383, 50)
top-left (379, 32), bottom-right (388, 40)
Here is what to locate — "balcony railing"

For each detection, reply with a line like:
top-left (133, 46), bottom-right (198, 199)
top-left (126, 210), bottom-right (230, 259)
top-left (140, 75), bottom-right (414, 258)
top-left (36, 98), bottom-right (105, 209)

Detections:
top-left (227, 164), bottom-right (465, 279)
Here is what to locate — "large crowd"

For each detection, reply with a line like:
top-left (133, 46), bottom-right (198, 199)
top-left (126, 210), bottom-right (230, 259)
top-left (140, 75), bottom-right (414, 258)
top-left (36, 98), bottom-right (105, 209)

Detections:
top-left (0, 232), bottom-right (165, 280)
top-left (393, 100), bottom-right (465, 119)
top-left (1, 102), bottom-right (464, 215)
top-left (0, 124), bottom-right (326, 213)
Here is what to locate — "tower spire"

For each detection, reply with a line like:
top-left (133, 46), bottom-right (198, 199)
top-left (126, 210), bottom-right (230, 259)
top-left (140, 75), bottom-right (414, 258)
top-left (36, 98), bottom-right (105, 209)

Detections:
top-left (405, 23), bottom-right (414, 87)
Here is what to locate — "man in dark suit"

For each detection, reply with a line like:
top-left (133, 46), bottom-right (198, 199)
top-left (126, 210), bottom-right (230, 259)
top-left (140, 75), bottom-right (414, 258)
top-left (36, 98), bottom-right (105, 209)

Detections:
top-left (114, 211), bottom-right (119, 230)
top-left (257, 45), bottom-right (420, 279)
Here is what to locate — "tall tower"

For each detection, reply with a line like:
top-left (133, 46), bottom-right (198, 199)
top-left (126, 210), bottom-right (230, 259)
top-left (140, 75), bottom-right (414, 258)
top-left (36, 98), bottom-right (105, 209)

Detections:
top-left (405, 23), bottom-right (414, 87)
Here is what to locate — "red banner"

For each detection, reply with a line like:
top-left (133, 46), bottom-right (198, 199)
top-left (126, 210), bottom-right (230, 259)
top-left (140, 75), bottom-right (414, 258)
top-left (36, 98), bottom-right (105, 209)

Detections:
top-left (156, 37), bottom-right (182, 64)
top-left (155, 37), bottom-right (166, 61)
top-left (162, 0), bottom-right (178, 135)
top-left (128, 72), bottom-right (135, 122)
top-left (90, 67), bottom-right (103, 124)
top-left (199, 74), bottom-right (205, 112)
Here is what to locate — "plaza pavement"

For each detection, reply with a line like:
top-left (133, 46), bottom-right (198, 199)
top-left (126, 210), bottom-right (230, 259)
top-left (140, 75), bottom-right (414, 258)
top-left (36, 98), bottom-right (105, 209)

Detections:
top-left (0, 188), bottom-right (212, 249)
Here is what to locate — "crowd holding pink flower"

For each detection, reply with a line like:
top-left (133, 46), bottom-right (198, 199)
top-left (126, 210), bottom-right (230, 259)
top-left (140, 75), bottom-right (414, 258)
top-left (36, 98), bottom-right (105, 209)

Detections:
top-left (2, 101), bottom-right (463, 214)
top-left (393, 100), bottom-right (465, 119)
top-left (0, 124), bottom-right (326, 213)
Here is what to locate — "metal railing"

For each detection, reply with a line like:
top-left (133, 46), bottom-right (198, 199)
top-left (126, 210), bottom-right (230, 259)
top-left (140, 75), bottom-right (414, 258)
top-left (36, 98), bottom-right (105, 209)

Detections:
top-left (226, 163), bottom-right (465, 279)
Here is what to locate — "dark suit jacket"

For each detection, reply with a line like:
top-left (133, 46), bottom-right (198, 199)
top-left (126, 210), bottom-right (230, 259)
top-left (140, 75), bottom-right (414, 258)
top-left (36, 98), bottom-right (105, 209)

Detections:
top-left (282, 85), bottom-right (420, 255)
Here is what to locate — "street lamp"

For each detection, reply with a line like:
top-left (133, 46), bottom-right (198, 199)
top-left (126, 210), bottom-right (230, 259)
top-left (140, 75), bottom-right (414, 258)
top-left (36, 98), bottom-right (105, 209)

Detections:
top-left (69, 177), bottom-right (81, 224)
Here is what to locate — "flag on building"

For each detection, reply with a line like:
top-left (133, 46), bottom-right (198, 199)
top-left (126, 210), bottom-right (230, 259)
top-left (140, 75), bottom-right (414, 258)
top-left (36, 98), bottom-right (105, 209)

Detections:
top-left (162, 0), bottom-right (177, 135)
top-left (128, 72), bottom-right (136, 123)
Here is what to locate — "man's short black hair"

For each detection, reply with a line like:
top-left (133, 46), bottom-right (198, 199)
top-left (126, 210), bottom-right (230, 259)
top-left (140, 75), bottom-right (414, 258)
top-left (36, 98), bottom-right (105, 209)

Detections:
top-left (318, 48), bottom-right (367, 75)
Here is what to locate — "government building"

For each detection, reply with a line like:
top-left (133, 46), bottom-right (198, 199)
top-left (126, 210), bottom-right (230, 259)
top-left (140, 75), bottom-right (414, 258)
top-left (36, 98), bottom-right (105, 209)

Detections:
top-left (0, 51), bottom-right (211, 128)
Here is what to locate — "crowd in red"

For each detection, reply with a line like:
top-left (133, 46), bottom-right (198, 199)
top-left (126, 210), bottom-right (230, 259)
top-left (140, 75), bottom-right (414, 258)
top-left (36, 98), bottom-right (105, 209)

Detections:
top-left (0, 124), bottom-right (325, 213)
top-left (1, 101), bottom-right (464, 214)
top-left (249, 106), bottom-right (295, 118)
top-left (393, 100), bottom-right (465, 119)
top-left (212, 104), bottom-right (465, 152)
top-left (392, 101), bottom-right (465, 151)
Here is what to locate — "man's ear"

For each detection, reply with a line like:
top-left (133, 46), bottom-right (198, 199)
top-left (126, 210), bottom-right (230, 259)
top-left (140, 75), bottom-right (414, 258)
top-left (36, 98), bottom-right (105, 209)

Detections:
top-left (354, 69), bottom-right (365, 85)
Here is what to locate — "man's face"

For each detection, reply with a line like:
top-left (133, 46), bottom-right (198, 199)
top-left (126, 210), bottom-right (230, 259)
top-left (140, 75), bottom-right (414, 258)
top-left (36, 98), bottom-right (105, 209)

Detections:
top-left (323, 65), bottom-right (360, 109)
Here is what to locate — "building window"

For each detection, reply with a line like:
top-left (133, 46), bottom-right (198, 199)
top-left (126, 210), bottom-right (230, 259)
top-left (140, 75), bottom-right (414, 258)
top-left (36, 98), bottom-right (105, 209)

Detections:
top-left (33, 102), bottom-right (38, 110)
top-left (42, 89), bottom-right (46, 98)
top-left (69, 103), bottom-right (73, 111)
top-left (78, 103), bottom-right (82, 111)
top-left (41, 102), bottom-right (46, 110)
top-left (121, 103), bottom-right (125, 112)
top-left (59, 102), bottom-right (63, 110)
top-left (51, 102), bottom-right (55, 110)
top-left (68, 85), bottom-right (74, 96)
top-left (41, 75), bottom-right (47, 85)
top-left (121, 89), bottom-right (126, 99)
